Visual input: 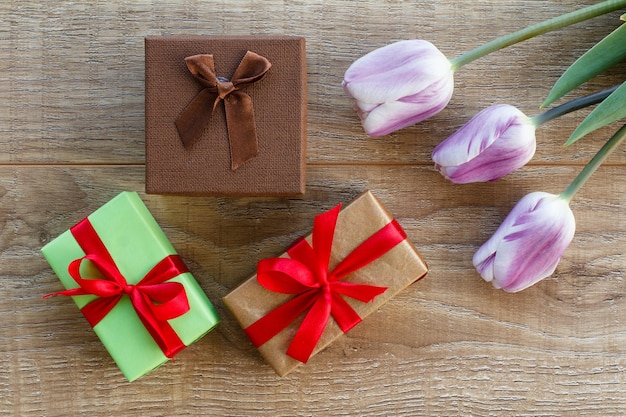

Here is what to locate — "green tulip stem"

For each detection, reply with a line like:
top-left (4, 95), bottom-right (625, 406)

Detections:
top-left (530, 84), bottom-right (621, 127)
top-left (560, 124), bottom-right (626, 202)
top-left (449, 0), bottom-right (626, 70)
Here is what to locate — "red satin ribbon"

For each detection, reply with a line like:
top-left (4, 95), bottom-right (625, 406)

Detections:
top-left (43, 218), bottom-right (191, 358)
top-left (244, 203), bottom-right (407, 363)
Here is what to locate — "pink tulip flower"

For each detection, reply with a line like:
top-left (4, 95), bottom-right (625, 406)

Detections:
top-left (473, 192), bottom-right (576, 292)
top-left (432, 104), bottom-right (536, 184)
top-left (342, 40), bottom-right (454, 137)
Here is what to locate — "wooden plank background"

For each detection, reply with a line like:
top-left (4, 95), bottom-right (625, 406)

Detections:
top-left (2, 0), bottom-right (625, 415)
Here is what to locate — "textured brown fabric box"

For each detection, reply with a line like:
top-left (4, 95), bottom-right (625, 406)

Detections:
top-left (145, 36), bottom-right (307, 195)
top-left (223, 191), bottom-right (429, 376)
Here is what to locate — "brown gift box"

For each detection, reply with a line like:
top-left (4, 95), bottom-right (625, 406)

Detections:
top-left (223, 191), bottom-right (429, 376)
top-left (145, 36), bottom-right (307, 195)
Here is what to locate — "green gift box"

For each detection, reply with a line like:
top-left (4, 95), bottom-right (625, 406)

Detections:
top-left (41, 192), bottom-right (220, 381)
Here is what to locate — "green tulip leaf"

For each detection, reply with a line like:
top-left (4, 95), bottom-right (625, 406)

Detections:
top-left (566, 81), bottom-right (626, 145)
top-left (542, 21), bottom-right (626, 108)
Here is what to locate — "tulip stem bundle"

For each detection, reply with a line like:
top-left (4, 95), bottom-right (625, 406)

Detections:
top-left (449, 0), bottom-right (626, 70)
top-left (561, 124), bottom-right (626, 202)
top-left (343, 1), bottom-right (626, 292)
top-left (530, 84), bottom-right (621, 127)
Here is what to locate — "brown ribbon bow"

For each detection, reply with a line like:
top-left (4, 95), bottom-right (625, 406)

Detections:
top-left (175, 51), bottom-right (272, 170)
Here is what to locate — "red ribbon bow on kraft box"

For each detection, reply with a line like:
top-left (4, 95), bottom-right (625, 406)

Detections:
top-left (223, 191), bottom-right (429, 377)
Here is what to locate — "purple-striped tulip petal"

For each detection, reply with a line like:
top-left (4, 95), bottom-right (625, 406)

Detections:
top-left (432, 104), bottom-right (536, 183)
top-left (342, 40), bottom-right (454, 137)
top-left (473, 192), bottom-right (576, 292)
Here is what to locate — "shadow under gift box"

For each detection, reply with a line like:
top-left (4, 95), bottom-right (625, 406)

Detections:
top-left (145, 35), bottom-right (307, 196)
top-left (41, 192), bottom-right (220, 382)
top-left (223, 191), bottom-right (429, 377)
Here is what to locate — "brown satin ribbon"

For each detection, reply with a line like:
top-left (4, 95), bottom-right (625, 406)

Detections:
top-left (175, 51), bottom-right (272, 170)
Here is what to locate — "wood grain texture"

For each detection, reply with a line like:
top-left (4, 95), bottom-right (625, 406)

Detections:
top-left (1, 0), bottom-right (626, 416)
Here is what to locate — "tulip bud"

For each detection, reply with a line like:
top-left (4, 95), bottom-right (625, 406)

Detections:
top-left (473, 192), bottom-right (576, 292)
top-left (342, 40), bottom-right (454, 137)
top-left (432, 104), bottom-right (536, 184)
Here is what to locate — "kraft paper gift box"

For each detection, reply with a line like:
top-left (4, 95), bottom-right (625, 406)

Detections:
top-left (223, 191), bottom-right (429, 376)
top-left (41, 192), bottom-right (220, 381)
top-left (145, 35), bottom-right (307, 196)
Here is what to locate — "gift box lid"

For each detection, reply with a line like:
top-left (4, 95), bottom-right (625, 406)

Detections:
top-left (145, 35), bottom-right (307, 196)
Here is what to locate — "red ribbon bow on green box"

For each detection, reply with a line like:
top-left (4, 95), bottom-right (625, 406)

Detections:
top-left (44, 218), bottom-right (191, 358)
top-left (244, 203), bottom-right (407, 363)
